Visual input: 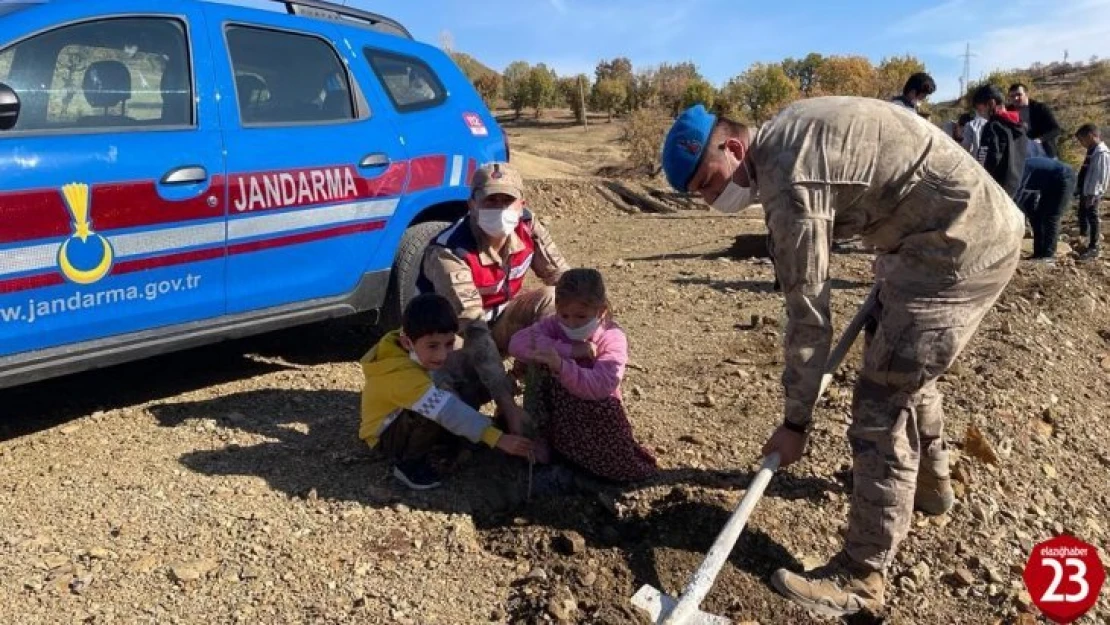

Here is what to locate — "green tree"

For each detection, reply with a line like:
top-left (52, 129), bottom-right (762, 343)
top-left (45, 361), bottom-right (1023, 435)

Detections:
top-left (781, 53), bottom-right (824, 97)
top-left (558, 74), bottom-right (590, 123)
top-left (681, 78), bottom-right (716, 111)
top-left (629, 68), bottom-right (658, 111)
top-left (875, 54), bottom-right (927, 98)
top-left (474, 73), bottom-right (501, 109)
top-left (524, 63), bottom-right (557, 119)
top-left (502, 61), bottom-right (531, 119)
top-left (656, 62), bottom-right (703, 115)
top-left (594, 57), bottom-right (634, 84)
top-left (813, 55), bottom-right (876, 97)
top-left (724, 63), bottom-right (799, 123)
top-left (592, 78), bottom-right (627, 122)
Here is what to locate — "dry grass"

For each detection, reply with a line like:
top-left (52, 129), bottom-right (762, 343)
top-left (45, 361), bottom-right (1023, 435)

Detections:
top-left (497, 108), bottom-right (629, 180)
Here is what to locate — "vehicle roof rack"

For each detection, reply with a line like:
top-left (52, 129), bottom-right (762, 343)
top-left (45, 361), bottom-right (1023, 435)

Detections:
top-left (273, 0), bottom-right (412, 39)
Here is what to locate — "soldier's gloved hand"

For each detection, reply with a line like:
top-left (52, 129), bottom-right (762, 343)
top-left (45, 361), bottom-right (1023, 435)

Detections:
top-left (761, 424), bottom-right (807, 467)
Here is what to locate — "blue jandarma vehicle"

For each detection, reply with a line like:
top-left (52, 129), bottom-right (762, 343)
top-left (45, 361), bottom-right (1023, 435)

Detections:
top-left (0, 0), bottom-right (508, 388)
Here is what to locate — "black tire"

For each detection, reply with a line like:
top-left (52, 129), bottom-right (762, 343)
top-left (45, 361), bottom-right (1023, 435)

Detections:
top-left (379, 220), bottom-right (451, 331)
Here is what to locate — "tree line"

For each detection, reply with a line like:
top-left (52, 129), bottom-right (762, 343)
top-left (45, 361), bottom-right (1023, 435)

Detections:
top-left (454, 52), bottom-right (1109, 169)
top-left (463, 53), bottom-right (932, 124)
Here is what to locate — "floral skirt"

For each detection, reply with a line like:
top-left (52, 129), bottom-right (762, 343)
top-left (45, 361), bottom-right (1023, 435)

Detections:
top-left (528, 371), bottom-right (657, 482)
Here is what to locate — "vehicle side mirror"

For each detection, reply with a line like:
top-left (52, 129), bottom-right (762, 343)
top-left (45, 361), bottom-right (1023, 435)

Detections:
top-left (0, 82), bottom-right (21, 131)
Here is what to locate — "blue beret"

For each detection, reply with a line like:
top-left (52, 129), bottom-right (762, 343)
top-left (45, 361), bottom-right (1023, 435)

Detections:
top-left (662, 104), bottom-right (717, 192)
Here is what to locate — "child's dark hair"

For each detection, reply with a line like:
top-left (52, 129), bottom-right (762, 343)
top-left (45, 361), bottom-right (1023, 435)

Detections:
top-left (555, 268), bottom-right (608, 309)
top-left (401, 293), bottom-right (458, 340)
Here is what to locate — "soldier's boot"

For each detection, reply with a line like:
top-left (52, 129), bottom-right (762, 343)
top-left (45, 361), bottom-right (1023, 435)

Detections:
top-left (771, 552), bottom-right (885, 618)
top-left (914, 438), bottom-right (954, 515)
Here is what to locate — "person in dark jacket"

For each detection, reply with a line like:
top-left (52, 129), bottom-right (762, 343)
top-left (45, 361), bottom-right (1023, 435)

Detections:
top-left (890, 72), bottom-right (935, 118)
top-left (973, 84), bottom-right (1029, 197)
top-left (1014, 157), bottom-right (1076, 263)
top-left (1008, 83), bottom-right (1061, 159)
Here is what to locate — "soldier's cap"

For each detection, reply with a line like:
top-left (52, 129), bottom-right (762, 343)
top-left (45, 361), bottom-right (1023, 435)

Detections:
top-left (471, 162), bottom-right (524, 200)
top-left (662, 104), bottom-right (717, 192)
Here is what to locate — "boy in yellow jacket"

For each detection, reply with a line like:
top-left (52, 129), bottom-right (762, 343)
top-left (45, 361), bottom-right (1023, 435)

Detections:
top-left (360, 293), bottom-right (534, 490)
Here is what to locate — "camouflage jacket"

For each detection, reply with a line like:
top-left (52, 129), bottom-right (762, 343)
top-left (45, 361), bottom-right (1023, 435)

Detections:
top-left (751, 96), bottom-right (1024, 427)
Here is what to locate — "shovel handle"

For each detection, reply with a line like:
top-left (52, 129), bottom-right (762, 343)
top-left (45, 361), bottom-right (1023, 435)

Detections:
top-left (660, 286), bottom-right (879, 625)
top-left (816, 285), bottom-right (878, 399)
top-left (661, 452), bottom-right (780, 625)
top-left (827, 285), bottom-right (878, 374)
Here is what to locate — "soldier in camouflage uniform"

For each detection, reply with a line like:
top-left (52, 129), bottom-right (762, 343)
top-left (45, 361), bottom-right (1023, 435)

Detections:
top-left (418, 162), bottom-right (571, 445)
top-left (661, 97), bottom-right (1023, 617)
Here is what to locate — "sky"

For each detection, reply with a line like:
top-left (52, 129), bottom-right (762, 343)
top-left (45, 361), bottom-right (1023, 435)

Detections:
top-left (267, 0), bottom-right (1110, 100)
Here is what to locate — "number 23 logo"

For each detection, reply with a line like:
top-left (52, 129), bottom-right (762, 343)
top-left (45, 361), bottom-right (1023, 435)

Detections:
top-left (1040, 557), bottom-right (1089, 603)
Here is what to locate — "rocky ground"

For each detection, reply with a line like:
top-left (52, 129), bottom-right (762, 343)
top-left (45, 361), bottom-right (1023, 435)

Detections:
top-left (2, 173), bottom-right (1110, 624)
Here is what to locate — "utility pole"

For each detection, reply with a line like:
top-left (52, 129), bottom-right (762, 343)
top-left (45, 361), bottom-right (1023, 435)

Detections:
top-left (959, 42), bottom-right (976, 98)
top-left (578, 75), bottom-right (588, 131)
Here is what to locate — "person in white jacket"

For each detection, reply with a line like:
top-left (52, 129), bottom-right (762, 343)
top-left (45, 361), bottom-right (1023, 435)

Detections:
top-left (959, 111), bottom-right (987, 158)
top-left (1075, 124), bottom-right (1110, 260)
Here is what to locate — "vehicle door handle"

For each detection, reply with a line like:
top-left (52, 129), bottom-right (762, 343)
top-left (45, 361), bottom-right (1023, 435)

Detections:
top-left (359, 153), bottom-right (390, 168)
top-left (160, 165), bottom-right (208, 185)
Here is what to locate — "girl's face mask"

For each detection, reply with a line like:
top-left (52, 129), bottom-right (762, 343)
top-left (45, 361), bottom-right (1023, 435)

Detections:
top-left (557, 299), bottom-right (604, 341)
top-left (560, 316), bottom-right (600, 341)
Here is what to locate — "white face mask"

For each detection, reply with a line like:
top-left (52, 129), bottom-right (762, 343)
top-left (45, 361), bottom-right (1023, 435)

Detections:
top-left (476, 208), bottom-right (520, 237)
top-left (561, 316), bottom-right (600, 342)
top-left (712, 180), bottom-right (756, 214)
top-left (709, 148), bottom-right (756, 214)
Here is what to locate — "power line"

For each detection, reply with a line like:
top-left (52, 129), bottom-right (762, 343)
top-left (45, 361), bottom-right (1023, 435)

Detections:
top-left (959, 42), bottom-right (977, 96)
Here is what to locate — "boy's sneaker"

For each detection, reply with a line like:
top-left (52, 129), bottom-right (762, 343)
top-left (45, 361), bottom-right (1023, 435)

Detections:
top-left (392, 459), bottom-right (442, 490)
top-left (1078, 246), bottom-right (1100, 262)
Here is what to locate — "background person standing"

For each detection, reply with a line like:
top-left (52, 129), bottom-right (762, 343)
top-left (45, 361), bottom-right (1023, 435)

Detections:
top-left (1008, 83), bottom-right (1062, 159)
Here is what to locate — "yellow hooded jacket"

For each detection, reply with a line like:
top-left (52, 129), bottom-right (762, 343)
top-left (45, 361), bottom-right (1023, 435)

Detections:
top-left (359, 330), bottom-right (503, 449)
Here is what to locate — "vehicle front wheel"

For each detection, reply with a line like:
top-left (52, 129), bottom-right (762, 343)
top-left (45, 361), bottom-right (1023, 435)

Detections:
top-left (379, 220), bottom-right (451, 331)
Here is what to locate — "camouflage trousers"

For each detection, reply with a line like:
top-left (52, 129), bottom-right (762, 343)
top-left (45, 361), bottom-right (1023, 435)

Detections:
top-left (845, 251), bottom-right (1019, 572)
top-left (434, 287), bottom-right (557, 408)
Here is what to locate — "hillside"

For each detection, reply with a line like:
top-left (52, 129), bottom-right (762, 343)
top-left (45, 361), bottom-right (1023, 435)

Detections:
top-left (449, 51), bottom-right (499, 82)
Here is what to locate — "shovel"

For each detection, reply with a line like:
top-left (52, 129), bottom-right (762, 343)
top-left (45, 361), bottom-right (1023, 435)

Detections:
top-left (631, 286), bottom-right (879, 625)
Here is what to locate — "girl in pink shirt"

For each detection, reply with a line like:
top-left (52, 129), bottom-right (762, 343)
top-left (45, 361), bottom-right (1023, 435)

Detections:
top-left (509, 268), bottom-right (657, 482)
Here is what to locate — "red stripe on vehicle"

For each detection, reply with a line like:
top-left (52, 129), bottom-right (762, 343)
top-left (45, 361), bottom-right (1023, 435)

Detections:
top-left (112, 247), bottom-right (226, 276)
top-left (1, 177), bottom-right (226, 244)
top-left (366, 162), bottom-right (409, 198)
top-left (466, 158), bottom-right (477, 185)
top-left (406, 155), bottom-right (447, 192)
top-left (0, 272), bottom-right (65, 295)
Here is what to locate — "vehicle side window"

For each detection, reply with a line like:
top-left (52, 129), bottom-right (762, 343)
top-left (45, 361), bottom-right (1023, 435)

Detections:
top-left (0, 18), bottom-right (191, 132)
top-left (225, 26), bottom-right (354, 125)
top-left (364, 49), bottom-right (446, 113)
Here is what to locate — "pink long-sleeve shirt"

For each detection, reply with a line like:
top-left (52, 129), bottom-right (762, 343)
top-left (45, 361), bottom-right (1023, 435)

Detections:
top-left (508, 315), bottom-right (627, 401)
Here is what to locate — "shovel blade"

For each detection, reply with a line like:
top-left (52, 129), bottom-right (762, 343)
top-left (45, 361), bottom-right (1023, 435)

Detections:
top-left (630, 584), bottom-right (731, 625)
